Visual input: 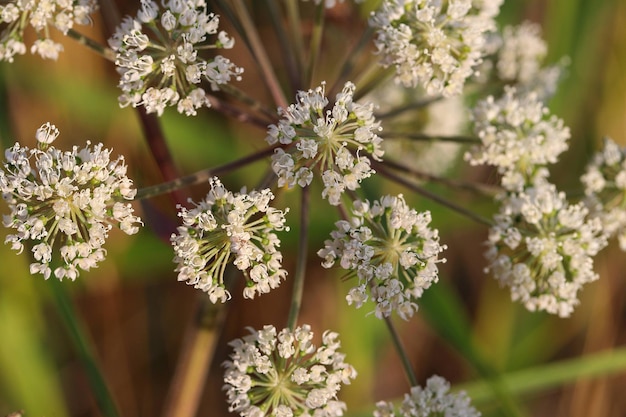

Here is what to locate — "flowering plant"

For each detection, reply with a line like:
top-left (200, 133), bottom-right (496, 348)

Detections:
top-left (0, 1), bottom-right (625, 417)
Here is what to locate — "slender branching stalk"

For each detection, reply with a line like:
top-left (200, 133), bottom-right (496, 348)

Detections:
top-left (384, 316), bottom-right (418, 387)
top-left (372, 160), bottom-right (494, 227)
top-left (286, 186), bottom-right (310, 331)
top-left (232, 0), bottom-right (288, 108)
top-left (50, 280), bottom-right (121, 417)
top-left (304, 3), bottom-right (326, 87)
top-left (380, 132), bottom-right (482, 144)
top-left (134, 146), bottom-right (277, 200)
top-left (66, 29), bottom-right (115, 61)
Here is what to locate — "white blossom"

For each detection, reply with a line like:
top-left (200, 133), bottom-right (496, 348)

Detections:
top-left (465, 86), bottom-right (570, 192)
top-left (171, 177), bottom-right (289, 303)
top-left (0, 0), bottom-right (98, 62)
top-left (267, 81), bottom-right (383, 205)
top-left (485, 183), bottom-right (607, 317)
top-left (223, 324), bottom-right (356, 416)
top-left (318, 194), bottom-right (446, 320)
top-left (581, 137), bottom-right (626, 251)
top-left (108, 0), bottom-right (242, 116)
top-left (374, 375), bottom-right (480, 417)
top-left (370, 0), bottom-right (502, 97)
top-left (0, 123), bottom-right (142, 280)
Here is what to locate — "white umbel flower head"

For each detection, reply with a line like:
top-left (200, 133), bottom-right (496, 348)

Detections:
top-left (171, 177), bottom-right (289, 303)
top-left (465, 86), bottom-right (570, 192)
top-left (318, 194), bottom-right (446, 320)
top-left (0, 123), bottom-right (143, 280)
top-left (0, 0), bottom-right (98, 62)
top-left (108, 0), bottom-right (243, 116)
top-left (485, 183), bottom-right (607, 317)
top-left (374, 375), bottom-right (480, 417)
top-left (370, 0), bottom-right (502, 97)
top-left (266, 81), bottom-right (383, 205)
top-left (223, 324), bottom-right (357, 416)
top-left (581, 137), bottom-right (626, 251)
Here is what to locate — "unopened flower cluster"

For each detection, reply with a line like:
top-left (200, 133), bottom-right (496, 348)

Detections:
top-left (465, 86), bottom-right (570, 192)
top-left (581, 137), bottom-right (626, 251)
top-left (171, 177), bottom-right (288, 303)
top-left (485, 183), bottom-right (606, 317)
top-left (267, 81), bottom-right (383, 205)
top-left (370, 0), bottom-right (502, 97)
top-left (108, 0), bottom-right (243, 116)
top-left (0, 123), bottom-right (142, 280)
top-left (374, 375), bottom-right (480, 417)
top-left (318, 194), bottom-right (446, 320)
top-left (223, 324), bottom-right (357, 417)
top-left (0, 0), bottom-right (98, 61)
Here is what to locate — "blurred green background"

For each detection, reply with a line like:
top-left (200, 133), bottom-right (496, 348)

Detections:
top-left (1, 1), bottom-right (626, 416)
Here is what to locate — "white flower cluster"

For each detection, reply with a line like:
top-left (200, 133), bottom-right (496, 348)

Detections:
top-left (223, 324), bottom-right (357, 417)
top-left (374, 375), bottom-right (480, 417)
top-left (370, 0), bottom-right (502, 97)
top-left (171, 177), bottom-right (289, 303)
top-left (581, 137), bottom-right (626, 251)
top-left (0, 0), bottom-right (98, 61)
top-left (485, 183), bottom-right (607, 317)
top-left (108, 0), bottom-right (243, 116)
top-left (495, 22), bottom-right (547, 85)
top-left (465, 86), bottom-right (570, 192)
top-left (267, 81), bottom-right (383, 206)
top-left (0, 123), bottom-right (142, 280)
top-left (318, 195), bottom-right (446, 320)
top-left (481, 21), bottom-right (565, 100)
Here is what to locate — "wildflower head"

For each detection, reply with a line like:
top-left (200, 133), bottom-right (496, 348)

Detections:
top-left (108, 0), bottom-right (243, 116)
top-left (318, 194), bottom-right (446, 320)
top-left (0, 123), bottom-right (143, 280)
top-left (465, 87), bottom-right (570, 192)
top-left (0, 0), bottom-right (98, 62)
top-left (485, 183), bottom-right (607, 317)
top-left (370, 0), bottom-right (502, 97)
top-left (266, 81), bottom-right (383, 205)
top-left (223, 324), bottom-right (357, 416)
top-left (581, 137), bottom-right (626, 250)
top-left (374, 375), bottom-right (480, 417)
top-left (171, 177), bottom-right (289, 303)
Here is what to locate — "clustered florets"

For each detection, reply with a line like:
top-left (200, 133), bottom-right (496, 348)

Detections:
top-left (0, 0), bottom-right (98, 61)
top-left (581, 137), bottom-right (626, 251)
top-left (318, 194), bottom-right (446, 320)
top-left (465, 86), bottom-right (570, 192)
top-left (108, 0), bottom-right (243, 116)
top-left (0, 123), bottom-right (142, 280)
top-left (370, 0), bottom-right (502, 97)
top-left (267, 81), bottom-right (383, 206)
top-left (223, 324), bottom-right (357, 417)
top-left (171, 177), bottom-right (289, 303)
top-left (374, 375), bottom-right (481, 417)
top-left (485, 183), bottom-right (607, 317)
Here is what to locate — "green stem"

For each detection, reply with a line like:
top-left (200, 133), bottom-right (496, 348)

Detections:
top-left (285, 0), bottom-right (306, 81)
top-left (305, 3), bottom-right (325, 87)
top-left (134, 146), bottom-right (277, 200)
top-left (263, 0), bottom-right (300, 95)
top-left (384, 316), bottom-right (417, 387)
top-left (232, 0), bottom-right (288, 108)
top-left (66, 29), bottom-right (116, 61)
top-left (329, 26), bottom-right (374, 98)
top-left (380, 132), bottom-right (482, 144)
top-left (372, 160), bottom-right (493, 227)
top-left (160, 297), bottom-right (227, 417)
top-left (49, 281), bottom-right (120, 417)
top-left (375, 96), bottom-right (442, 120)
top-left (381, 157), bottom-right (501, 197)
top-left (286, 186), bottom-right (310, 331)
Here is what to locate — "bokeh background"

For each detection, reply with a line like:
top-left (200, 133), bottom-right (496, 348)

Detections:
top-left (1, 1), bottom-right (626, 416)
